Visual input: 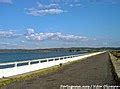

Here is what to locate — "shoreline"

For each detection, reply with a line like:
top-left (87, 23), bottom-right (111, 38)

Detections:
top-left (0, 52), bottom-right (105, 88)
top-left (1, 52), bottom-right (119, 89)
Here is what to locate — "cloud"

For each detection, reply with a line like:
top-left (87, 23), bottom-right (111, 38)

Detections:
top-left (0, 42), bottom-right (17, 46)
top-left (103, 42), bottom-right (108, 45)
top-left (69, 3), bottom-right (82, 7)
top-left (89, 0), bottom-right (119, 4)
top-left (0, 29), bottom-right (21, 38)
top-left (37, 2), bottom-right (59, 8)
top-left (0, 0), bottom-right (12, 4)
top-left (50, 0), bottom-right (81, 3)
top-left (25, 2), bottom-right (65, 16)
top-left (27, 28), bottom-right (34, 34)
top-left (0, 42), bottom-right (10, 45)
top-left (25, 28), bottom-right (88, 42)
top-left (75, 3), bottom-right (82, 6)
top-left (0, 30), bottom-right (15, 38)
top-left (21, 41), bottom-right (25, 43)
top-left (69, 4), bottom-right (73, 7)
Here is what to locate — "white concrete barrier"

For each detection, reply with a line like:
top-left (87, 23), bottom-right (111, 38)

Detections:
top-left (0, 51), bottom-right (105, 78)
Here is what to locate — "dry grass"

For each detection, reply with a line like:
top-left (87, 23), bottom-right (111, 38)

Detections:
top-left (0, 60), bottom-right (81, 88)
top-left (0, 65), bottom-right (62, 88)
top-left (111, 51), bottom-right (120, 59)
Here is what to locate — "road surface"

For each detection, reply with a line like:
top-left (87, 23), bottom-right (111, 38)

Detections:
top-left (2, 52), bottom-right (120, 89)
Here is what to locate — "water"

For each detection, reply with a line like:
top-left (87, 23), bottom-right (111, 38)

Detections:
top-left (0, 51), bottom-right (84, 63)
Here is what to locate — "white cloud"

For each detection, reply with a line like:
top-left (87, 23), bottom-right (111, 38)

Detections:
top-left (75, 3), bottom-right (82, 6)
top-left (69, 4), bottom-right (73, 7)
top-left (0, 42), bottom-right (10, 45)
top-left (103, 42), bottom-right (108, 45)
top-left (27, 28), bottom-right (34, 34)
top-left (25, 28), bottom-right (88, 42)
top-left (27, 8), bottom-right (64, 16)
top-left (25, 2), bottom-right (65, 16)
top-left (37, 2), bottom-right (59, 8)
top-left (50, 0), bottom-right (81, 3)
top-left (21, 41), bottom-right (25, 43)
top-left (0, 29), bottom-right (21, 38)
top-left (0, 30), bottom-right (15, 37)
top-left (0, 0), bottom-right (12, 4)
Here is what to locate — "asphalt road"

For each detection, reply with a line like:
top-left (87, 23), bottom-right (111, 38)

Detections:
top-left (2, 52), bottom-right (120, 89)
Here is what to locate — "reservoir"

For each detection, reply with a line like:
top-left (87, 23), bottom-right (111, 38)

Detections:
top-left (0, 51), bottom-right (85, 63)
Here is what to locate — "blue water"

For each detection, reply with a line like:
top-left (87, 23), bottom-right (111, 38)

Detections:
top-left (0, 51), bottom-right (84, 63)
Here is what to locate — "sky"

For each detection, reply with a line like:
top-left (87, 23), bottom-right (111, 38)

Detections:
top-left (0, 0), bottom-right (120, 49)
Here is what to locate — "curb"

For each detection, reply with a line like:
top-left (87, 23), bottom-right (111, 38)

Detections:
top-left (109, 53), bottom-right (120, 82)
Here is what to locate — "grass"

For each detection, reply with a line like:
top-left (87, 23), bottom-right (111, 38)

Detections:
top-left (0, 65), bottom-right (62, 88)
top-left (111, 50), bottom-right (120, 60)
top-left (0, 59), bottom-right (81, 88)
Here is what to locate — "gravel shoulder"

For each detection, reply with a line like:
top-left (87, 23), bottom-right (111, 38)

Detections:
top-left (2, 53), bottom-right (120, 89)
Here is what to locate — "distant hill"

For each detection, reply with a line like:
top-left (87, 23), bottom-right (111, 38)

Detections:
top-left (0, 47), bottom-right (119, 53)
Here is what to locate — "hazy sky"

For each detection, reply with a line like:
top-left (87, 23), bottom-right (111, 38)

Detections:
top-left (0, 0), bottom-right (120, 49)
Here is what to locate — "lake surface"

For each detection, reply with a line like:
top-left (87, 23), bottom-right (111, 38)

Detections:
top-left (0, 51), bottom-right (85, 63)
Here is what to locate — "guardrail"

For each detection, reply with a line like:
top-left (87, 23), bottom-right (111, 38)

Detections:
top-left (0, 52), bottom-right (105, 78)
top-left (0, 54), bottom-right (82, 69)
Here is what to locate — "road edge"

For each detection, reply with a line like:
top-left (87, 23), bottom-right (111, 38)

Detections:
top-left (109, 53), bottom-right (120, 82)
top-left (0, 51), bottom-right (105, 88)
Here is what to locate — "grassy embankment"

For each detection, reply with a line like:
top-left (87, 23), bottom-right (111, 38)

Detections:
top-left (111, 50), bottom-right (120, 60)
top-left (0, 60), bottom-right (80, 88)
